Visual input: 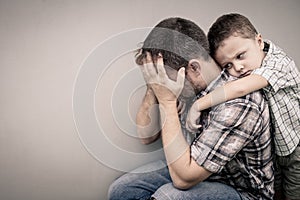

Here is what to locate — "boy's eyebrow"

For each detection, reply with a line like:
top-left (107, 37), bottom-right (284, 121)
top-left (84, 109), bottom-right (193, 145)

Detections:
top-left (219, 61), bottom-right (227, 66)
top-left (215, 55), bottom-right (227, 67)
top-left (224, 48), bottom-right (246, 61)
top-left (217, 53), bottom-right (231, 65)
top-left (216, 43), bottom-right (246, 65)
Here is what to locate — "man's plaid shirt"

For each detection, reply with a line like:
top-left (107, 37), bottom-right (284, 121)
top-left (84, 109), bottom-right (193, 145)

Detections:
top-left (190, 71), bottom-right (274, 200)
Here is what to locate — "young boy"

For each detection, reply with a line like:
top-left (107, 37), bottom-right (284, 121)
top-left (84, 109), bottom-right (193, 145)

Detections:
top-left (186, 13), bottom-right (300, 200)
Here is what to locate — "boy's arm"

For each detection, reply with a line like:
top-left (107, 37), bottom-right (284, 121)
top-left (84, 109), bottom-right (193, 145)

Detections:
top-left (136, 87), bottom-right (161, 144)
top-left (195, 74), bottom-right (269, 111)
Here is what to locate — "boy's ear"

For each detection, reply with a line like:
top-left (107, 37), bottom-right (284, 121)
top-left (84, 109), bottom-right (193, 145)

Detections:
top-left (256, 33), bottom-right (264, 49)
top-left (188, 59), bottom-right (201, 74)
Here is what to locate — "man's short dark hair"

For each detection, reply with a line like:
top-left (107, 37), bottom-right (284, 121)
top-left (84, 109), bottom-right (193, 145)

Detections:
top-left (136, 17), bottom-right (210, 70)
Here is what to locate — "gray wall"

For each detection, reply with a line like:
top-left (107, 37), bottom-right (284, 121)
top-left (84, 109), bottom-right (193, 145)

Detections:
top-left (1, 0), bottom-right (299, 200)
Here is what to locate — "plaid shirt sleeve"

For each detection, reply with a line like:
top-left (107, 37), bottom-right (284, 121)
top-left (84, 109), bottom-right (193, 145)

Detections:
top-left (252, 40), bottom-right (300, 156)
top-left (253, 56), bottom-right (298, 93)
top-left (191, 95), bottom-right (265, 173)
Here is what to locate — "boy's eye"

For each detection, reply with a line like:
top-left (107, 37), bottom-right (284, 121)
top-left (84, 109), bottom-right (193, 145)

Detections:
top-left (237, 53), bottom-right (245, 59)
top-left (224, 63), bottom-right (233, 69)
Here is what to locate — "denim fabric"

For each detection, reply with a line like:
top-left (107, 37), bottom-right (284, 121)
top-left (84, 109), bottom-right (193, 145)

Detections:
top-left (152, 181), bottom-right (242, 200)
top-left (108, 160), bottom-right (243, 200)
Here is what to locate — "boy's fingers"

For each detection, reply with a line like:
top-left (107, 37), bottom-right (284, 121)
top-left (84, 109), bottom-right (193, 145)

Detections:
top-left (187, 123), bottom-right (201, 133)
top-left (191, 124), bottom-right (202, 129)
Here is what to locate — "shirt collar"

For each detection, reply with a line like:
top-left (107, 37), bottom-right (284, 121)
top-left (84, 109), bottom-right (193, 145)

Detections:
top-left (262, 40), bottom-right (284, 65)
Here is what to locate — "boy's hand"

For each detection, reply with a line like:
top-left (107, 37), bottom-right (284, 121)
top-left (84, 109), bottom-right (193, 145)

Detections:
top-left (186, 101), bottom-right (202, 132)
top-left (140, 52), bottom-right (185, 105)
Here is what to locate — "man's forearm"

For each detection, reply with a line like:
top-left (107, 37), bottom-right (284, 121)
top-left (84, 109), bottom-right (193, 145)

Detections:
top-left (139, 53), bottom-right (212, 187)
top-left (159, 101), bottom-right (211, 189)
top-left (159, 101), bottom-right (190, 165)
top-left (136, 88), bottom-right (161, 144)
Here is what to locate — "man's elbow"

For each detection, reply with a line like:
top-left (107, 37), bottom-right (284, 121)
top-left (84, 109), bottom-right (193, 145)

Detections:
top-left (138, 132), bottom-right (160, 145)
top-left (140, 137), bottom-right (157, 145)
top-left (172, 178), bottom-right (197, 190)
top-left (172, 172), bottom-right (201, 190)
top-left (171, 165), bottom-right (210, 190)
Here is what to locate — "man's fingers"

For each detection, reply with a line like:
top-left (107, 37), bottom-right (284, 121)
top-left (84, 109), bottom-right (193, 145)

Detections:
top-left (156, 53), bottom-right (167, 80)
top-left (141, 57), bottom-right (150, 80)
top-left (177, 67), bottom-right (185, 86)
top-left (145, 52), bottom-right (157, 77)
top-left (145, 51), bottom-right (153, 64)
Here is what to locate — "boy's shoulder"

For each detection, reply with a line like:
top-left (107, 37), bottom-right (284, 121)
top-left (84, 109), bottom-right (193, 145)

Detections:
top-left (264, 40), bottom-right (292, 64)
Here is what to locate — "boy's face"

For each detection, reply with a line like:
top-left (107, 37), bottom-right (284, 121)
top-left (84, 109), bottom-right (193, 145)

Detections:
top-left (214, 34), bottom-right (265, 78)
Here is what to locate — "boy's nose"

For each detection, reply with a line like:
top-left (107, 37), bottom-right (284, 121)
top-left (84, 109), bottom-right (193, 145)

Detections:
top-left (234, 64), bottom-right (244, 72)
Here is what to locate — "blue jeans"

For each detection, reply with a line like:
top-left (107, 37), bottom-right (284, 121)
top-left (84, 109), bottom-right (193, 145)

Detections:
top-left (108, 160), bottom-right (243, 200)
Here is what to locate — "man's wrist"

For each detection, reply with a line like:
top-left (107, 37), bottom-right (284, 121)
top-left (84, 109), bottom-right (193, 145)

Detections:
top-left (159, 100), bottom-right (177, 110)
top-left (145, 88), bottom-right (158, 105)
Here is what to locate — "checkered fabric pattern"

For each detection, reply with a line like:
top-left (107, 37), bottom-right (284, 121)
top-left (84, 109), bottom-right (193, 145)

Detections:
top-left (253, 40), bottom-right (300, 156)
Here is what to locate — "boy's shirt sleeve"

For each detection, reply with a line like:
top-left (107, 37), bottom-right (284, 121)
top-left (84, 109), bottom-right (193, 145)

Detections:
top-left (252, 41), bottom-right (300, 93)
top-left (252, 60), bottom-right (297, 93)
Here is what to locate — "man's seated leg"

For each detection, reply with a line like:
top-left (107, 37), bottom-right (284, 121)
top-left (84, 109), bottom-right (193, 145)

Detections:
top-left (108, 160), bottom-right (171, 200)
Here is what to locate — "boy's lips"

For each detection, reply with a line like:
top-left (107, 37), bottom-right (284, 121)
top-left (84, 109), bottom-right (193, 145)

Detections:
top-left (239, 70), bottom-right (252, 78)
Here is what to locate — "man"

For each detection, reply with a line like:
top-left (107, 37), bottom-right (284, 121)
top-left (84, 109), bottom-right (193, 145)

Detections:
top-left (108, 17), bottom-right (274, 200)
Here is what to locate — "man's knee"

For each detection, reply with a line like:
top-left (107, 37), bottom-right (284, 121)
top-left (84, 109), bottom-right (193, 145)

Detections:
top-left (107, 173), bottom-right (150, 200)
top-left (107, 174), bottom-right (136, 200)
top-left (107, 179), bottom-right (123, 200)
top-left (152, 183), bottom-right (180, 200)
